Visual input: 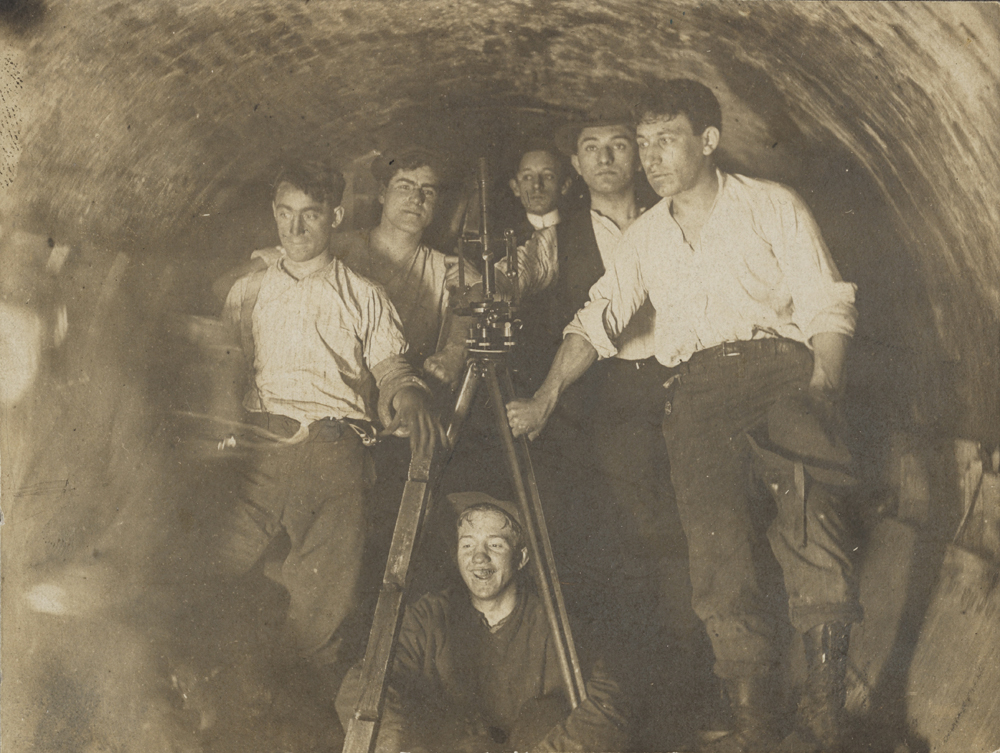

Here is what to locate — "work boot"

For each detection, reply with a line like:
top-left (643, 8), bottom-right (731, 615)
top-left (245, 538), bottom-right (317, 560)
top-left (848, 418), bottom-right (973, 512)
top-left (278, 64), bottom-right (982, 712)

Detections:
top-left (778, 622), bottom-right (850, 752)
top-left (701, 675), bottom-right (784, 752)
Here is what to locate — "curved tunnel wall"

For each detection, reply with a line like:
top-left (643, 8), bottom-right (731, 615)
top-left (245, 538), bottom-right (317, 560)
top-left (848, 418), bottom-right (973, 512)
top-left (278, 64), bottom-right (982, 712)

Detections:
top-left (3, 0), bottom-right (998, 438)
top-left (0, 2), bottom-right (998, 749)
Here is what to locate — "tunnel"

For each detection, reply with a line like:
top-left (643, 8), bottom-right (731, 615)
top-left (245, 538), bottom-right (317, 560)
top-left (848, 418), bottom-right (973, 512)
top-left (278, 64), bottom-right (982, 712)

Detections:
top-left (1, 2), bottom-right (998, 751)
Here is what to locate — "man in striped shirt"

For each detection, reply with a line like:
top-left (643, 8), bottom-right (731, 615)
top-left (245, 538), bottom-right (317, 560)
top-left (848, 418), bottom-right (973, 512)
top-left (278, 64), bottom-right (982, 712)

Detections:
top-left (219, 158), bottom-right (445, 697)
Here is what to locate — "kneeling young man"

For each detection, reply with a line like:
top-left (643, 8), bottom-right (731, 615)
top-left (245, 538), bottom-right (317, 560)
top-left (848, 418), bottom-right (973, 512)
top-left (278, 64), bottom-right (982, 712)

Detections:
top-left (336, 492), bottom-right (629, 753)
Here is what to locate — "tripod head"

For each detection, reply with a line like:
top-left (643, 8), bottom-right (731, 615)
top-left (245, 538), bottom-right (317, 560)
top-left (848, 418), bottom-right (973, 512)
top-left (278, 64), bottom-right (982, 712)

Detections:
top-left (453, 157), bottom-right (521, 355)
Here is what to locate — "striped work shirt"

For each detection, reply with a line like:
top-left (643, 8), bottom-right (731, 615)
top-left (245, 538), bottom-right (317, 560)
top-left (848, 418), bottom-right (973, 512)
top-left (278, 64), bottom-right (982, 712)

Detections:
top-left (223, 256), bottom-right (423, 427)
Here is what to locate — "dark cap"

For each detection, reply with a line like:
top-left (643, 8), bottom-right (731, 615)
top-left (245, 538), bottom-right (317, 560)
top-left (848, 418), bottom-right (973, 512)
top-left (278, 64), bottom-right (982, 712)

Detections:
top-left (749, 394), bottom-right (857, 487)
top-left (555, 91), bottom-right (639, 155)
top-left (448, 492), bottom-right (524, 529)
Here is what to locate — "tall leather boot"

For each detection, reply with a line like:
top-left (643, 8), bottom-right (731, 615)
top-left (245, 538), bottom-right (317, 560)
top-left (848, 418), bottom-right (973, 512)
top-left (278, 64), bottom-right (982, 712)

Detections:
top-left (779, 622), bottom-right (850, 752)
top-left (702, 674), bottom-right (783, 752)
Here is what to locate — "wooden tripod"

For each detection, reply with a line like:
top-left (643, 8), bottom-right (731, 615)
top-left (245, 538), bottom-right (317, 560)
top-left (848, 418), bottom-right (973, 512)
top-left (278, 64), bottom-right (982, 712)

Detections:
top-left (341, 347), bottom-right (587, 753)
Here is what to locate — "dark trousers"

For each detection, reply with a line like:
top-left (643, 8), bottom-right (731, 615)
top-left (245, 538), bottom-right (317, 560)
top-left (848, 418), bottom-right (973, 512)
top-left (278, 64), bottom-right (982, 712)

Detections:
top-left (592, 358), bottom-right (699, 643)
top-left (216, 414), bottom-right (376, 668)
top-left (661, 340), bottom-right (860, 680)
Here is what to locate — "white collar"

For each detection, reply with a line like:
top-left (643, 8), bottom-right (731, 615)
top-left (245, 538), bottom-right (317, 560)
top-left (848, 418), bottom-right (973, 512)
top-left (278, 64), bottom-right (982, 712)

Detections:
top-left (526, 209), bottom-right (560, 230)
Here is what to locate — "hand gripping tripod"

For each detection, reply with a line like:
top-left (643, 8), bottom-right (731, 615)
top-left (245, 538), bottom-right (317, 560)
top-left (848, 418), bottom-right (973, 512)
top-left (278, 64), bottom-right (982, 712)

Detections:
top-left (342, 158), bottom-right (586, 753)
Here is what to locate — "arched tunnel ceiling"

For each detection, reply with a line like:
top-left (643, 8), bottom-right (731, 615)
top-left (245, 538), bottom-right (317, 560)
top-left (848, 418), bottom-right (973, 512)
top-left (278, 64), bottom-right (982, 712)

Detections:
top-left (2, 4), bottom-right (1000, 750)
top-left (1, 0), bottom-right (999, 435)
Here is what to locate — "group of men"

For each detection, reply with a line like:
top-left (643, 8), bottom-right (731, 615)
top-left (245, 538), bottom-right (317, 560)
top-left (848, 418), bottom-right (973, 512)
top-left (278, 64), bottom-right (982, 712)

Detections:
top-left (214, 78), bottom-right (861, 753)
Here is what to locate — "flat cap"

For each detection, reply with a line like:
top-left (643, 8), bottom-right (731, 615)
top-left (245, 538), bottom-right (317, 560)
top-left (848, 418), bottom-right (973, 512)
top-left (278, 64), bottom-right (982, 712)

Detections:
top-left (448, 491), bottom-right (524, 528)
top-left (555, 91), bottom-right (639, 155)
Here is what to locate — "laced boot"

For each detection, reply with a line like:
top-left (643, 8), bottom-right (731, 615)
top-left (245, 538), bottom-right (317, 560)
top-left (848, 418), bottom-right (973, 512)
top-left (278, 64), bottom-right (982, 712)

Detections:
top-left (701, 675), bottom-right (784, 752)
top-left (779, 622), bottom-right (850, 752)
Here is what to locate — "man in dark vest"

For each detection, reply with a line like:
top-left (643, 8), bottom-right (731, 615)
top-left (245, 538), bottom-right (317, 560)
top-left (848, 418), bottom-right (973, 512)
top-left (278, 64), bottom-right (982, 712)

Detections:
top-left (498, 105), bottom-right (687, 692)
top-left (495, 135), bottom-right (616, 635)
top-left (554, 95), bottom-right (708, 740)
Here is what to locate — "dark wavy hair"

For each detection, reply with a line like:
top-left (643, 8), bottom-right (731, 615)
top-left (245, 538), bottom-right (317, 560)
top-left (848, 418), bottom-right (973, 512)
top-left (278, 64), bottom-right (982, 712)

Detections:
top-left (636, 78), bottom-right (722, 137)
top-left (370, 146), bottom-right (454, 189)
top-left (272, 158), bottom-right (346, 206)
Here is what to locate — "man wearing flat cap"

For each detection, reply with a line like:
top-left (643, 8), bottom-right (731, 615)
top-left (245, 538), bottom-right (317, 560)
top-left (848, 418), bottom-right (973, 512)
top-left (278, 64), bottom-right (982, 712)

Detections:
top-left (509, 79), bottom-right (862, 752)
top-left (555, 90), bottom-right (699, 651)
top-left (336, 492), bottom-right (629, 753)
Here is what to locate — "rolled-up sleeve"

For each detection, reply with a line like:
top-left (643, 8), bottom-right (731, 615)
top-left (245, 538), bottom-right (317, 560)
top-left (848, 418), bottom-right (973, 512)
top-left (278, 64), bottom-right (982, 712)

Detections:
top-left (353, 281), bottom-right (432, 427)
top-left (564, 235), bottom-right (649, 360)
top-left (770, 189), bottom-right (857, 340)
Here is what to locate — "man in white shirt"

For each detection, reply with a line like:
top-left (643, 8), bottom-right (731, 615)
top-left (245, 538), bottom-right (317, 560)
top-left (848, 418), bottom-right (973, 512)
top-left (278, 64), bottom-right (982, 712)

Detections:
top-left (219, 158), bottom-right (445, 706)
top-left (508, 80), bottom-right (860, 752)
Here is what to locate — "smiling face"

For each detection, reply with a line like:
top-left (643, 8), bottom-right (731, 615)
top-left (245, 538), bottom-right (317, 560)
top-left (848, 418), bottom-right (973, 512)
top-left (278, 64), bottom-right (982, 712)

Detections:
top-left (509, 150), bottom-right (570, 217)
top-left (571, 124), bottom-right (639, 198)
top-left (272, 182), bottom-right (343, 263)
top-left (379, 166), bottom-right (439, 237)
top-left (636, 114), bottom-right (719, 200)
top-left (457, 508), bottom-right (528, 607)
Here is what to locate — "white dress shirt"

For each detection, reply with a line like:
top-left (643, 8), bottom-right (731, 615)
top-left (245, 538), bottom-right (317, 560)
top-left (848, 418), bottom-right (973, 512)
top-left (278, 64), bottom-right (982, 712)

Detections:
top-left (496, 210), bottom-right (560, 300)
top-left (566, 171), bottom-right (857, 368)
top-left (589, 210), bottom-right (657, 361)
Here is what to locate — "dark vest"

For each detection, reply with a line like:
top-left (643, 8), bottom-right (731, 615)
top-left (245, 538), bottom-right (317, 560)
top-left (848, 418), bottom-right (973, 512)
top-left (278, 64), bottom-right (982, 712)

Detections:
top-left (512, 210), bottom-right (607, 414)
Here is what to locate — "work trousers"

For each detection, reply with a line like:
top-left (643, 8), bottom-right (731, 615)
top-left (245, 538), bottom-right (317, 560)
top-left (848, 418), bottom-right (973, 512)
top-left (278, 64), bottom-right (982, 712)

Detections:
top-left (216, 414), bottom-right (376, 668)
top-left (592, 357), bottom-right (697, 642)
top-left (661, 340), bottom-right (861, 680)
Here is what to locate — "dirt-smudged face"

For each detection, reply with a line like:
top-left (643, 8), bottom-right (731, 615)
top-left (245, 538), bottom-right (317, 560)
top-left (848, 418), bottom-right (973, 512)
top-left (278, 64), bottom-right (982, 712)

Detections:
top-left (636, 114), bottom-right (717, 200)
top-left (272, 182), bottom-right (342, 262)
top-left (379, 166), bottom-right (439, 236)
top-left (457, 509), bottom-right (527, 607)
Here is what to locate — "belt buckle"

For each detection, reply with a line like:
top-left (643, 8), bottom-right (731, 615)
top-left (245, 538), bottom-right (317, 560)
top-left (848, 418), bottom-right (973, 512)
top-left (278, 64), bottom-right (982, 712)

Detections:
top-left (722, 342), bottom-right (741, 357)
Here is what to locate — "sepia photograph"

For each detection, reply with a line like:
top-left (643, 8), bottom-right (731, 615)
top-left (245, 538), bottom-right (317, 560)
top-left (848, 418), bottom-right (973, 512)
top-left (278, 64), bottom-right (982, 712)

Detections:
top-left (1, 2), bottom-right (998, 751)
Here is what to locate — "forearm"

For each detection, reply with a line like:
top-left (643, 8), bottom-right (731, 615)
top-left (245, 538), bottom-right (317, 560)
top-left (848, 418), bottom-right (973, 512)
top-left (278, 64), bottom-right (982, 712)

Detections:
top-left (809, 331), bottom-right (850, 394)
top-left (372, 354), bottom-right (431, 427)
top-left (534, 334), bottom-right (599, 407)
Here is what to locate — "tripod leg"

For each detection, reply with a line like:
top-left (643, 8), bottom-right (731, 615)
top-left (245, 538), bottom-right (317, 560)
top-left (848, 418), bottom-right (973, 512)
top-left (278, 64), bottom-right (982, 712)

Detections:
top-left (484, 360), bottom-right (588, 707)
top-left (342, 447), bottom-right (434, 753)
top-left (344, 359), bottom-right (484, 752)
top-left (446, 357), bottom-right (483, 448)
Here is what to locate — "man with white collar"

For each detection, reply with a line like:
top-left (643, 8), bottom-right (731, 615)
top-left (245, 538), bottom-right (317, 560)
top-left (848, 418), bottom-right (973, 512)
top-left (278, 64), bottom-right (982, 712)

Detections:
top-left (336, 492), bottom-right (629, 753)
top-left (218, 158), bottom-right (446, 697)
top-left (508, 80), bottom-right (861, 752)
top-left (497, 139), bottom-right (573, 308)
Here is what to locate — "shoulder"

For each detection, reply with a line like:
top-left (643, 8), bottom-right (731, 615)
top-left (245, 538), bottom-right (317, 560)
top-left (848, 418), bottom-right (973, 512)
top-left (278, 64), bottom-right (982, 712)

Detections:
top-left (559, 207), bottom-right (595, 233)
top-left (404, 589), bottom-right (456, 629)
top-left (421, 244), bottom-right (451, 272)
top-left (619, 197), bottom-right (671, 244)
top-left (332, 230), bottom-right (370, 262)
top-left (521, 590), bottom-right (553, 633)
top-left (320, 256), bottom-right (376, 291)
top-left (317, 257), bottom-right (394, 310)
top-left (724, 172), bottom-right (809, 213)
top-left (250, 246), bottom-right (283, 266)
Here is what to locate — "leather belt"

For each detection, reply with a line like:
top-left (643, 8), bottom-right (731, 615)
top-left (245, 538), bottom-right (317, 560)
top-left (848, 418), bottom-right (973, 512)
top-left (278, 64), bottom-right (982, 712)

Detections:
top-left (687, 338), bottom-right (804, 365)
